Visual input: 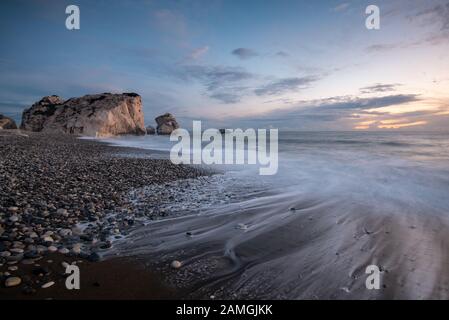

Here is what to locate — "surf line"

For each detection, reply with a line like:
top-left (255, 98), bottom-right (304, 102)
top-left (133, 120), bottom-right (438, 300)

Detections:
top-left (169, 120), bottom-right (278, 175)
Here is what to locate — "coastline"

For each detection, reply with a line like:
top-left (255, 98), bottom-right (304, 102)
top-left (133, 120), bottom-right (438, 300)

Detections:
top-left (0, 130), bottom-right (208, 299)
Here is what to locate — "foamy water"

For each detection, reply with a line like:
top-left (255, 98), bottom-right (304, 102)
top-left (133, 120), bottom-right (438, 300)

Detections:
top-left (103, 131), bottom-right (449, 299)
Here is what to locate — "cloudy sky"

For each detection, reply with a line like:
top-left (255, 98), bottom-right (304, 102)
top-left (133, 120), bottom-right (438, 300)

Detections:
top-left (0, 0), bottom-right (448, 130)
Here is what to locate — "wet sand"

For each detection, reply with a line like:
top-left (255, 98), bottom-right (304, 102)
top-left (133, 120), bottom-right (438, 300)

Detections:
top-left (110, 190), bottom-right (449, 300)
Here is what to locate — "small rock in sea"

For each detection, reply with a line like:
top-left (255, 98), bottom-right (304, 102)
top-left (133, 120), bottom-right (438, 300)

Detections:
top-left (41, 281), bottom-right (55, 289)
top-left (58, 248), bottom-right (69, 254)
top-left (5, 276), bottom-right (22, 287)
top-left (236, 223), bottom-right (248, 230)
top-left (171, 260), bottom-right (182, 269)
top-left (47, 246), bottom-right (58, 253)
top-left (186, 231), bottom-right (193, 237)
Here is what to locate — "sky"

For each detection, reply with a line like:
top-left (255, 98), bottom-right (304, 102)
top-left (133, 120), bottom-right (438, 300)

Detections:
top-left (0, 0), bottom-right (448, 130)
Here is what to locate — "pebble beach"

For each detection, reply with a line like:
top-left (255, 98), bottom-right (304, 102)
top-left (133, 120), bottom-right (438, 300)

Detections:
top-left (0, 130), bottom-right (207, 299)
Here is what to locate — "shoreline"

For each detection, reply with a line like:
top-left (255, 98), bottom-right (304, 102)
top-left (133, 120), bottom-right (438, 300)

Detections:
top-left (0, 130), bottom-right (209, 299)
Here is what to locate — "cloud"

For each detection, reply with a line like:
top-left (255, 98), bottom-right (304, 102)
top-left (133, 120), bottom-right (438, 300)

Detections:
top-left (412, 2), bottom-right (449, 31)
top-left (365, 43), bottom-right (399, 53)
top-left (360, 83), bottom-right (402, 94)
top-left (187, 46), bottom-right (209, 60)
top-left (254, 76), bottom-right (320, 96)
top-left (209, 92), bottom-right (241, 104)
top-left (179, 65), bottom-right (253, 90)
top-left (231, 48), bottom-right (259, 60)
top-left (153, 9), bottom-right (188, 37)
top-left (224, 94), bottom-right (422, 129)
top-left (333, 2), bottom-right (350, 12)
top-left (176, 65), bottom-right (254, 103)
top-left (275, 51), bottom-right (289, 57)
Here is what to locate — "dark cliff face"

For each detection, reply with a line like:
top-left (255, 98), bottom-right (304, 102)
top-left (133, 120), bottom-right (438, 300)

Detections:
top-left (20, 93), bottom-right (146, 137)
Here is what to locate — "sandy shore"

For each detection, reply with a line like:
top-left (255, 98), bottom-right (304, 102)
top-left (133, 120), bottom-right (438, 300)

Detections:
top-left (0, 130), bottom-right (207, 299)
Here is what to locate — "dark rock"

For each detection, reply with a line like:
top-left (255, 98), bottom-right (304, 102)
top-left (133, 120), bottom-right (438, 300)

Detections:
top-left (0, 114), bottom-right (18, 130)
top-left (155, 113), bottom-right (179, 135)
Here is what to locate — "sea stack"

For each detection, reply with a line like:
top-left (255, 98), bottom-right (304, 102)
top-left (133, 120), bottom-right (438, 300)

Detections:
top-left (21, 93), bottom-right (146, 137)
top-left (0, 114), bottom-right (18, 129)
top-left (155, 113), bottom-right (179, 135)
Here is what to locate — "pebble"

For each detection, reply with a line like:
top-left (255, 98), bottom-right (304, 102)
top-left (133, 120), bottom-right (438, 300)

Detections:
top-left (72, 243), bottom-right (82, 254)
top-left (236, 223), bottom-right (248, 230)
top-left (10, 248), bottom-right (24, 254)
top-left (8, 266), bottom-right (18, 271)
top-left (9, 215), bottom-right (19, 222)
top-left (0, 251), bottom-right (11, 257)
top-left (41, 281), bottom-right (55, 289)
top-left (43, 236), bottom-right (54, 242)
top-left (8, 207), bottom-right (19, 213)
top-left (58, 248), bottom-right (70, 254)
top-left (5, 276), bottom-right (22, 287)
top-left (171, 260), bottom-right (182, 269)
top-left (47, 246), bottom-right (58, 253)
top-left (57, 208), bottom-right (69, 217)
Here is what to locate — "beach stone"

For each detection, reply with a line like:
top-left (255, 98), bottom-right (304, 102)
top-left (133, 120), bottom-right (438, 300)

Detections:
top-left (43, 236), bottom-right (54, 242)
top-left (0, 251), bottom-right (11, 257)
top-left (59, 228), bottom-right (72, 237)
top-left (5, 276), bottom-right (21, 287)
top-left (47, 246), bottom-right (58, 253)
top-left (9, 215), bottom-right (19, 222)
top-left (87, 252), bottom-right (100, 262)
top-left (236, 223), bottom-right (248, 230)
top-left (171, 260), bottom-right (182, 269)
top-left (72, 243), bottom-right (82, 254)
top-left (22, 286), bottom-right (37, 295)
top-left (10, 248), bottom-right (24, 254)
top-left (41, 281), bottom-right (55, 289)
top-left (8, 266), bottom-right (18, 271)
top-left (58, 248), bottom-right (69, 254)
top-left (8, 207), bottom-right (19, 213)
top-left (57, 209), bottom-right (69, 217)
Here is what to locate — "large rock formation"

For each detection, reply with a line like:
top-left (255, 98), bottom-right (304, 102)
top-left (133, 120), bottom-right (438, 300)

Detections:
top-left (0, 114), bottom-right (18, 130)
top-left (21, 93), bottom-right (146, 137)
top-left (155, 113), bottom-right (179, 135)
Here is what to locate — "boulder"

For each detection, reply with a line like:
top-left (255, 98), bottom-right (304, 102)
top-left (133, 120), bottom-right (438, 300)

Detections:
top-left (0, 114), bottom-right (18, 129)
top-left (146, 125), bottom-right (156, 135)
top-left (155, 113), bottom-right (179, 135)
top-left (21, 93), bottom-right (146, 137)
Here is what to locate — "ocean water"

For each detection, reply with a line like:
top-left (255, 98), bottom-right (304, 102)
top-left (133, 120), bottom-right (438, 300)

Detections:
top-left (102, 131), bottom-right (449, 299)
